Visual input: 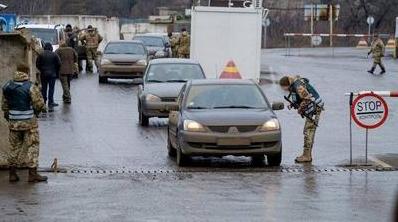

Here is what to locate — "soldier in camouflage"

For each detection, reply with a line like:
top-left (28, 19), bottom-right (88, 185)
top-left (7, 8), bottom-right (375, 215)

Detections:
top-left (168, 32), bottom-right (179, 58)
top-left (368, 33), bottom-right (386, 75)
top-left (79, 25), bottom-right (103, 73)
top-left (177, 28), bottom-right (190, 58)
top-left (2, 64), bottom-right (47, 182)
top-left (279, 75), bottom-right (324, 163)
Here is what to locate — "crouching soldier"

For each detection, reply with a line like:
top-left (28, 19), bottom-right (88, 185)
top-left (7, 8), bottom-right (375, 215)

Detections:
top-left (279, 75), bottom-right (324, 163)
top-left (2, 64), bottom-right (48, 182)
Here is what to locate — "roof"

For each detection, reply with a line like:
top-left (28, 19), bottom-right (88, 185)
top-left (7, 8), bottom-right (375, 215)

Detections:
top-left (189, 79), bottom-right (256, 85)
top-left (134, 33), bottom-right (167, 37)
top-left (16, 24), bottom-right (63, 29)
top-left (149, 58), bottom-right (200, 65)
top-left (106, 40), bottom-right (144, 44)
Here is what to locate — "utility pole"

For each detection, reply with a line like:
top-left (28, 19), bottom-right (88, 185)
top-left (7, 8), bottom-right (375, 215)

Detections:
top-left (329, 5), bottom-right (333, 47)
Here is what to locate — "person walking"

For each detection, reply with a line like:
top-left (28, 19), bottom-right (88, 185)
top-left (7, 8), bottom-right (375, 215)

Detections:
top-left (55, 42), bottom-right (78, 104)
top-left (79, 25), bottom-right (103, 73)
top-left (279, 75), bottom-right (324, 163)
top-left (36, 42), bottom-right (61, 111)
top-left (2, 64), bottom-right (48, 182)
top-left (368, 34), bottom-right (386, 75)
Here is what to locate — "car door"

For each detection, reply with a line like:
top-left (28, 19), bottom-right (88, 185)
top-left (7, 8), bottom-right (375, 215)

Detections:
top-left (168, 84), bottom-right (186, 144)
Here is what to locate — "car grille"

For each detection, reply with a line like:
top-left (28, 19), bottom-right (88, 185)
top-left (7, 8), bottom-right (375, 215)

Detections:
top-left (161, 97), bottom-right (177, 102)
top-left (188, 142), bottom-right (278, 150)
top-left (208, 126), bottom-right (259, 133)
top-left (113, 62), bottom-right (136, 66)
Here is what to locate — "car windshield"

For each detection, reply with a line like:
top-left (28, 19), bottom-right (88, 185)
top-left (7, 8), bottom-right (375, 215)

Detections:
top-left (145, 64), bottom-right (205, 83)
top-left (185, 84), bottom-right (268, 110)
top-left (104, 43), bottom-right (146, 55)
top-left (27, 28), bottom-right (58, 45)
top-left (134, 36), bottom-right (164, 47)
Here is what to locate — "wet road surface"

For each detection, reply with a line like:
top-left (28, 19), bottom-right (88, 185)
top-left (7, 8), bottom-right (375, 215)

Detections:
top-left (0, 48), bottom-right (397, 221)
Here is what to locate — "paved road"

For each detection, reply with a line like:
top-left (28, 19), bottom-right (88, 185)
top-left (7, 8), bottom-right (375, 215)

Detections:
top-left (0, 48), bottom-right (397, 221)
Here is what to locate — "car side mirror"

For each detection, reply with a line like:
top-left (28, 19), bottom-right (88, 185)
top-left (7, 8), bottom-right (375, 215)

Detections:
top-left (272, 102), bottom-right (284, 111)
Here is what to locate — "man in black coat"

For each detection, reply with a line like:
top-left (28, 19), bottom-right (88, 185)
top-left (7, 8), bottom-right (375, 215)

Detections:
top-left (36, 42), bottom-right (61, 110)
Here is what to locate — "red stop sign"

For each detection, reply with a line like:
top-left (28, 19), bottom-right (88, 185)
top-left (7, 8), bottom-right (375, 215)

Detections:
top-left (351, 93), bottom-right (389, 129)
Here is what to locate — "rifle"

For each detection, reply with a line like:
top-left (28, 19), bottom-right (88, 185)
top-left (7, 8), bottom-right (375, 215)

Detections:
top-left (284, 94), bottom-right (318, 127)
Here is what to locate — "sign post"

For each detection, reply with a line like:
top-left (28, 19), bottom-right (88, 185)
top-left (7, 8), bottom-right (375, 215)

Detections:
top-left (350, 92), bottom-right (389, 165)
top-left (367, 16), bottom-right (375, 43)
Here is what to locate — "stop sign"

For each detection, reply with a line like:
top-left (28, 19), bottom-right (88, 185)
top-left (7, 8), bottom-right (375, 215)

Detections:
top-left (351, 93), bottom-right (389, 129)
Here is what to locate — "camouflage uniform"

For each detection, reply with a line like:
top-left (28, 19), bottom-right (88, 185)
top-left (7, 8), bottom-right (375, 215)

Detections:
top-left (368, 38), bottom-right (386, 74)
top-left (178, 31), bottom-right (190, 58)
top-left (288, 76), bottom-right (324, 163)
top-left (170, 35), bottom-right (179, 58)
top-left (2, 71), bottom-right (46, 169)
top-left (80, 29), bottom-right (103, 73)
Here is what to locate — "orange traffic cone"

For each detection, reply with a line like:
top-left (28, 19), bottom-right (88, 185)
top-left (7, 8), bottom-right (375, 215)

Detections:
top-left (386, 37), bottom-right (396, 49)
top-left (219, 60), bottom-right (242, 79)
top-left (356, 38), bottom-right (368, 48)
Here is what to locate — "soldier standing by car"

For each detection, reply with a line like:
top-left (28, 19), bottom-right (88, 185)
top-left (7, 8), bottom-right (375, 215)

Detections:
top-left (168, 32), bottom-right (179, 58)
top-left (368, 33), bottom-right (386, 75)
top-left (55, 42), bottom-right (78, 104)
top-left (279, 75), bottom-right (324, 163)
top-left (2, 64), bottom-right (48, 183)
top-left (178, 28), bottom-right (190, 58)
top-left (79, 25), bottom-right (103, 73)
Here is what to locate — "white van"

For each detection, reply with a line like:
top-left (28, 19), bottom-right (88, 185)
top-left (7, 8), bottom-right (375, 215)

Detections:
top-left (16, 24), bottom-right (64, 51)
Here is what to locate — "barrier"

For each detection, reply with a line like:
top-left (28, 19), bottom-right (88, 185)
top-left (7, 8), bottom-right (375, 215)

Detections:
top-left (356, 38), bottom-right (368, 48)
top-left (386, 37), bottom-right (396, 49)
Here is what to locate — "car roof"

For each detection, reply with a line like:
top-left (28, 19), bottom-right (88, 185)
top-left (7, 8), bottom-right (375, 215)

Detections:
top-left (134, 33), bottom-right (167, 37)
top-left (107, 40), bottom-right (143, 44)
top-left (149, 58), bottom-right (200, 65)
top-left (189, 79), bottom-right (256, 85)
top-left (17, 24), bottom-right (62, 29)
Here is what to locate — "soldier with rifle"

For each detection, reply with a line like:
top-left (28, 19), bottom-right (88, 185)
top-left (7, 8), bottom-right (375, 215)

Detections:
top-left (279, 75), bottom-right (324, 163)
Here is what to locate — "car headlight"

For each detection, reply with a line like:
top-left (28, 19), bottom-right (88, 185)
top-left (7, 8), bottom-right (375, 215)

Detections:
top-left (101, 59), bottom-right (112, 65)
top-left (137, 59), bottom-right (147, 66)
top-left (259, 119), bottom-right (280, 132)
top-left (145, 94), bottom-right (161, 102)
top-left (155, 51), bottom-right (165, 57)
top-left (183, 120), bottom-right (206, 132)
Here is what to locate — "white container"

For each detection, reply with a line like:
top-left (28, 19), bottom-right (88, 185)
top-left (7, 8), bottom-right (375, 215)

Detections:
top-left (190, 6), bottom-right (263, 81)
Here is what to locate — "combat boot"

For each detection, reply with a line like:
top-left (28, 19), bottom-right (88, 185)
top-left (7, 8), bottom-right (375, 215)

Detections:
top-left (295, 149), bottom-right (312, 163)
top-left (367, 69), bottom-right (375, 74)
top-left (9, 167), bottom-right (19, 182)
top-left (380, 67), bottom-right (386, 75)
top-left (28, 168), bottom-right (48, 183)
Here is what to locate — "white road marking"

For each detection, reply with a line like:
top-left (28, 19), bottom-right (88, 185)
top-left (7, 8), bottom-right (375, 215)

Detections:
top-left (369, 156), bottom-right (392, 168)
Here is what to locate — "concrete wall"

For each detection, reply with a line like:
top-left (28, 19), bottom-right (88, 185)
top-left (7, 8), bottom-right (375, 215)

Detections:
top-left (0, 33), bottom-right (40, 168)
top-left (18, 15), bottom-right (120, 50)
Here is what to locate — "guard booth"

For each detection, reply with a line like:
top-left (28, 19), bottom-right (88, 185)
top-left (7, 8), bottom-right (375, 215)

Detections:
top-left (0, 32), bottom-right (41, 168)
top-left (190, 0), bottom-right (264, 81)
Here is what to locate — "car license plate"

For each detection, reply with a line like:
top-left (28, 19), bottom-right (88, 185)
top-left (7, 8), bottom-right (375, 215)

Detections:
top-left (217, 138), bottom-right (250, 146)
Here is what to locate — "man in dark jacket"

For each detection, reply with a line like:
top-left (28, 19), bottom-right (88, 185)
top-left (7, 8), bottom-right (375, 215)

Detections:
top-left (36, 42), bottom-right (61, 110)
top-left (55, 42), bottom-right (78, 104)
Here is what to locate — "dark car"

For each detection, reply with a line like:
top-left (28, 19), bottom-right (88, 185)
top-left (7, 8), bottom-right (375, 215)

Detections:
top-left (133, 33), bottom-right (171, 59)
top-left (138, 59), bottom-right (206, 126)
top-left (99, 40), bottom-right (148, 83)
top-left (167, 79), bottom-right (284, 167)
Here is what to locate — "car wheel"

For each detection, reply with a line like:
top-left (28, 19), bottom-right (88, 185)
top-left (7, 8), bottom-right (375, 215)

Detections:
top-left (99, 76), bottom-right (108, 83)
top-left (139, 109), bottom-right (149, 127)
top-left (251, 155), bottom-right (265, 166)
top-left (267, 152), bottom-right (282, 167)
top-left (176, 136), bottom-right (189, 166)
top-left (167, 128), bottom-right (176, 157)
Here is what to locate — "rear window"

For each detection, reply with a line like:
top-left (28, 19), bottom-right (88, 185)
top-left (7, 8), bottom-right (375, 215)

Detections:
top-left (133, 36), bottom-right (164, 47)
top-left (26, 28), bottom-right (58, 45)
top-left (104, 42), bottom-right (146, 55)
top-left (145, 63), bottom-right (205, 83)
